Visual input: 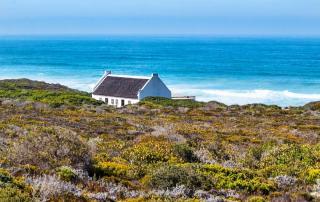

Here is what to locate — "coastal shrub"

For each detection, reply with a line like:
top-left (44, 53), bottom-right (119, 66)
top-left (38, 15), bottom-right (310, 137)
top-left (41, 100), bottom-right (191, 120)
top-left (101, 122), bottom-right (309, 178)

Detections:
top-left (0, 187), bottom-right (32, 202)
top-left (144, 164), bottom-right (208, 190)
top-left (94, 161), bottom-right (130, 178)
top-left (194, 148), bottom-right (217, 164)
top-left (198, 164), bottom-right (275, 194)
top-left (205, 142), bottom-right (230, 162)
top-left (7, 127), bottom-right (90, 170)
top-left (310, 179), bottom-right (320, 199)
top-left (203, 101), bottom-right (227, 110)
top-left (274, 175), bottom-right (297, 189)
top-left (85, 180), bottom-right (143, 201)
top-left (25, 175), bottom-right (81, 201)
top-left (173, 144), bottom-right (198, 163)
top-left (21, 164), bottom-right (39, 175)
top-left (122, 138), bottom-right (172, 165)
top-left (151, 185), bottom-right (191, 199)
top-left (0, 168), bottom-right (27, 189)
top-left (96, 140), bottom-right (127, 159)
top-left (243, 142), bottom-right (276, 168)
top-left (304, 169), bottom-right (320, 184)
top-left (175, 126), bottom-right (214, 147)
top-left (141, 97), bottom-right (205, 108)
top-left (56, 166), bottom-right (77, 182)
top-left (304, 101), bottom-right (320, 111)
top-left (259, 144), bottom-right (318, 176)
top-left (0, 79), bottom-right (102, 107)
top-left (0, 169), bottom-right (31, 201)
top-left (0, 79), bottom-right (70, 91)
top-left (0, 168), bottom-right (12, 185)
top-left (246, 196), bottom-right (266, 202)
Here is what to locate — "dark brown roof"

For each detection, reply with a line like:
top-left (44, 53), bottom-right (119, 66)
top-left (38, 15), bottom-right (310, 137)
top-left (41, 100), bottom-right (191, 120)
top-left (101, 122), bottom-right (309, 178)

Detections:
top-left (93, 76), bottom-right (149, 99)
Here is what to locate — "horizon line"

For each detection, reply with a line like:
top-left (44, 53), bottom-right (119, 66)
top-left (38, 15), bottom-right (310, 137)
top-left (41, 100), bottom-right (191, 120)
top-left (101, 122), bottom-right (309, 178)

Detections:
top-left (1, 33), bottom-right (320, 38)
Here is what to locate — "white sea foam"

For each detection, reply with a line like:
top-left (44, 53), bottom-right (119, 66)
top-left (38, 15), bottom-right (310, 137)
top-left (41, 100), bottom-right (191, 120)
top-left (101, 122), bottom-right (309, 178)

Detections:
top-left (170, 86), bottom-right (320, 107)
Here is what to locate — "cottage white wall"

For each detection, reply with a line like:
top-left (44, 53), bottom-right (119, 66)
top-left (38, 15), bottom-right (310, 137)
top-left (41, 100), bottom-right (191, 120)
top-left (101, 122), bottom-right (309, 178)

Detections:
top-left (92, 94), bottom-right (139, 107)
top-left (138, 75), bottom-right (171, 100)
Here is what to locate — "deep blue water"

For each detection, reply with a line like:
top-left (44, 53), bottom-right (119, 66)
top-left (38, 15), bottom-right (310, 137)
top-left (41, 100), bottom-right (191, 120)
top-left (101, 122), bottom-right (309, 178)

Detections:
top-left (0, 36), bottom-right (320, 106)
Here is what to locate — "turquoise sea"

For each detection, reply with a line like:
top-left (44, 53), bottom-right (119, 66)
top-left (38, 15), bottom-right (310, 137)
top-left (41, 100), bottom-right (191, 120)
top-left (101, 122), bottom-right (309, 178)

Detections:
top-left (0, 36), bottom-right (320, 106)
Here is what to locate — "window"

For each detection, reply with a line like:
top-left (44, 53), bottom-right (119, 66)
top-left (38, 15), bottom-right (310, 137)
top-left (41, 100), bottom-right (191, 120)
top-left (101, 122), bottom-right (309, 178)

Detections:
top-left (121, 99), bottom-right (125, 106)
top-left (115, 99), bottom-right (118, 105)
top-left (105, 98), bottom-right (108, 104)
top-left (111, 99), bottom-right (114, 105)
top-left (128, 100), bottom-right (132, 105)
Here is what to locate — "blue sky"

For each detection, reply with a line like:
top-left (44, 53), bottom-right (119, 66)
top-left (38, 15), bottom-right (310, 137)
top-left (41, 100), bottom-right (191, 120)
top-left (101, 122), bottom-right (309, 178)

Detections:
top-left (1, 0), bottom-right (320, 36)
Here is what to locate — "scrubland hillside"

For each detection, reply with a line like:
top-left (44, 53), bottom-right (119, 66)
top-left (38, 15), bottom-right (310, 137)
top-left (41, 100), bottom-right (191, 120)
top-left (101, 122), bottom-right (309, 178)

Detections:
top-left (0, 79), bottom-right (320, 202)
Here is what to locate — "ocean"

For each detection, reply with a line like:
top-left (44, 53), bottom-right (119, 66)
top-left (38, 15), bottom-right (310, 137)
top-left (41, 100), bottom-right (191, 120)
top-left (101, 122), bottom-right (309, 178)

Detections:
top-left (0, 36), bottom-right (319, 107)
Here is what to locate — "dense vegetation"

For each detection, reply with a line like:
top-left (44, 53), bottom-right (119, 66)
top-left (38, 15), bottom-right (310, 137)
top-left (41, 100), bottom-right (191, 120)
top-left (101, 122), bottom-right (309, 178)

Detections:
top-left (0, 79), bottom-right (102, 107)
top-left (0, 79), bottom-right (320, 201)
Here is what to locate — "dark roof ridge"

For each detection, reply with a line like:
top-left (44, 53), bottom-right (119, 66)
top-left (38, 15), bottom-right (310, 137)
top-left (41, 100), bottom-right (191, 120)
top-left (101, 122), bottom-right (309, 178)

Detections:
top-left (93, 75), bottom-right (149, 99)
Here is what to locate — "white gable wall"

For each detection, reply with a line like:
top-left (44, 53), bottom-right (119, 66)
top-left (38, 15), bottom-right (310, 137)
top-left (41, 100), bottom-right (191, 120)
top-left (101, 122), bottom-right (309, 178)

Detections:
top-left (138, 74), bottom-right (171, 100)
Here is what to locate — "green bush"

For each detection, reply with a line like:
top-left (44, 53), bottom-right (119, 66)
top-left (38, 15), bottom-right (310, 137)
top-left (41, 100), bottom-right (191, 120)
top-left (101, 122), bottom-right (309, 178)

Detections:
top-left (259, 144), bottom-right (319, 176)
top-left (140, 97), bottom-right (205, 108)
top-left (94, 161), bottom-right (130, 178)
top-left (304, 169), bottom-right (320, 184)
top-left (0, 169), bottom-right (13, 186)
top-left (7, 127), bottom-right (90, 170)
top-left (173, 144), bottom-right (198, 163)
top-left (0, 187), bottom-right (31, 202)
top-left (0, 79), bottom-right (102, 107)
top-left (243, 142), bottom-right (276, 168)
top-left (0, 169), bottom-right (31, 201)
top-left (198, 164), bottom-right (275, 194)
top-left (122, 139), bottom-right (172, 165)
top-left (246, 196), bottom-right (266, 202)
top-left (144, 164), bottom-right (209, 190)
top-left (56, 166), bottom-right (77, 182)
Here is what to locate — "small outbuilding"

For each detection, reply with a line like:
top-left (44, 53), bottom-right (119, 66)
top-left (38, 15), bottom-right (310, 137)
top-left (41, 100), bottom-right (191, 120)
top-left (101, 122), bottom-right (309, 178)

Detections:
top-left (92, 71), bottom-right (171, 107)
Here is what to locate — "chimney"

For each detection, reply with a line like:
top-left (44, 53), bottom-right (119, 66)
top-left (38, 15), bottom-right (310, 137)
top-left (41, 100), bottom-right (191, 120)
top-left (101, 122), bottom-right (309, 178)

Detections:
top-left (104, 70), bottom-right (111, 76)
top-left (152, 73), bottom-right (159, 77)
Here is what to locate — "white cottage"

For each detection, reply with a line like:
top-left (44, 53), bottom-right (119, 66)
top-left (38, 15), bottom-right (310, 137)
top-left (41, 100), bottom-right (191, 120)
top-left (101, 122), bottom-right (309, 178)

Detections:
top-left (92, 71), bottom-right (171, 107)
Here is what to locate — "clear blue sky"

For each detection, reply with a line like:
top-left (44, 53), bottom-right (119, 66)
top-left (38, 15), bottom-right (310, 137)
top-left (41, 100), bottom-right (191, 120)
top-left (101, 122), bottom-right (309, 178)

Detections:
top-left (1, 0), bottom-right (320, 36)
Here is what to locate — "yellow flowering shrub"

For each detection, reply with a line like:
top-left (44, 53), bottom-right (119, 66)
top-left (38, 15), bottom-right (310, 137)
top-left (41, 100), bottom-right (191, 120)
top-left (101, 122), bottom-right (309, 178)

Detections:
top-left (259, 144), bottom-right (319, 177)
top-left (94, 161), bottom-right (130, 178)
top-left (198, 164), bottom-right (275, 194)
top-left (0, 168), bottom-right (31, 201)
top-left (247, 196), bottom-right (266, 202)
top-left (122, 138), bottom-right (173, 165)
top-left (304, 169), bottom-right (320, 183)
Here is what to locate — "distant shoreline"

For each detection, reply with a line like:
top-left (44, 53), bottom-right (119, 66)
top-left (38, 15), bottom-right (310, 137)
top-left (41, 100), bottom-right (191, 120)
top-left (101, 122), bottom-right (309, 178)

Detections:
top-left (1, 78), bottom-right (319, 109)
top-left (3, 77), bottom-right (320, 108)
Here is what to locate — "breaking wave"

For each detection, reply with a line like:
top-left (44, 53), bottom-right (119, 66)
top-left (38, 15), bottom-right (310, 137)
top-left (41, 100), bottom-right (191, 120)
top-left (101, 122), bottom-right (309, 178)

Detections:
top-left (170, 86), bottom-right (320, 107)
